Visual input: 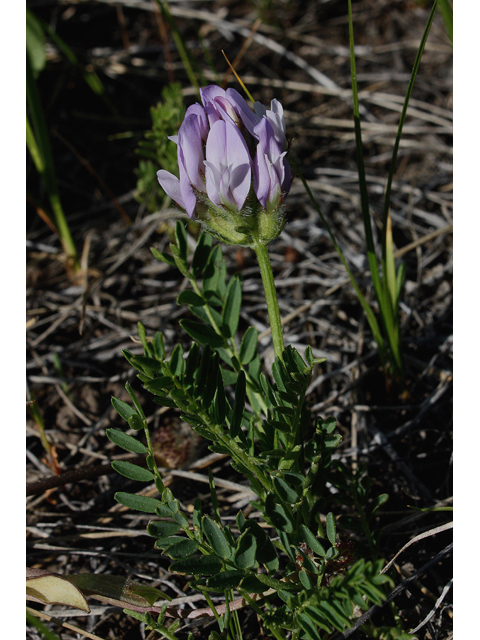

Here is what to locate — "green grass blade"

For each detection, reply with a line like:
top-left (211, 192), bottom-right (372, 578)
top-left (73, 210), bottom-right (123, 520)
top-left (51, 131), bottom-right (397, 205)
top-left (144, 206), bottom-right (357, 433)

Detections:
top-left (380, 1), bottom-right (437, 375)
top-left (26, 116), bottom-right (44, 173)
top-left (26, 52), bottom-right (79, 269)
top-left (347, 0), bottom-right (382, 305)
top-left (381, 1), bottom-right (439, 254)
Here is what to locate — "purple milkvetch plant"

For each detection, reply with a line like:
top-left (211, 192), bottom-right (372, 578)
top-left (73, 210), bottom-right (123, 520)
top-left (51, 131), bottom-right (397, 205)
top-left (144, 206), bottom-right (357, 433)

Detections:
top-left (157, 85), bottom-right (291, 247)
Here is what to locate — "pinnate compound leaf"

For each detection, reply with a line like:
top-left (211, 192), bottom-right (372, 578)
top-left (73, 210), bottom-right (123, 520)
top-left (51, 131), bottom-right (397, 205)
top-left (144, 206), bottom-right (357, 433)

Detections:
top-left (106, 429), bottom-right (148, 454)
top-left (180, 319), bottom-right (224, 349)
top-left (114, 492), bottom-right (160, 513)
top-left (170, 555), bottom-right (223, 576)
top-left (111, 461), bottom-right (154, 483)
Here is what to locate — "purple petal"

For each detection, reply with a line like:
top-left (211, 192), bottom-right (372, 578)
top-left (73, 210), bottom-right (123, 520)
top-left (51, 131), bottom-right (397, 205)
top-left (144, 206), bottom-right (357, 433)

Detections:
top-left (253, 99), bottom-right (287, 149)
top-left (253, 118), bottom-right (287, 211)
top-left (205, 120), bottom-right (252, 211)
top-left (157, 170), bottom-right (186, 210)
top-left (266, 99), bottom-right (287, 150)
top-left (178, 113), bottom-right (206, 192)
top-left (200, 85), bottom-right (226, 127)
top-left (184, 103), bottom-right (208, 140)
top-left (212, 96), bottom-right (241, 127)
top-left (178, 147), bottom-right (199, 218)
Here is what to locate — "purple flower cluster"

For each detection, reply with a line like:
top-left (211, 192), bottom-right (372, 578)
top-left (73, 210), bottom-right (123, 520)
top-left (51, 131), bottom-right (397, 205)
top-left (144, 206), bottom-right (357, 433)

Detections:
top-left (157, 86), bottom-right (291, 222)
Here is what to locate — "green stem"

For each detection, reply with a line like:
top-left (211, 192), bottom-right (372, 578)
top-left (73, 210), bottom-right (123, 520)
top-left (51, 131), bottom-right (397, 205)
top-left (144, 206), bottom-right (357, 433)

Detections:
top-left (251, 239), bottom-right (285, 361)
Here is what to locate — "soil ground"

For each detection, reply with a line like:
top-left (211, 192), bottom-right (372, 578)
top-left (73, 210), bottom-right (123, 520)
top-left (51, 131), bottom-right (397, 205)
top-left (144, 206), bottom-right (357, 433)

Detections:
top-left (27, 1), bottom-right (452, 638)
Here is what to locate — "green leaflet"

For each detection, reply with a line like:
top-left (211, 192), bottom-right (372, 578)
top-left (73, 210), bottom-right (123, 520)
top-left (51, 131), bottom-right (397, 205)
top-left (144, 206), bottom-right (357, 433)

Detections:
top-left (234, 531), bottom-right (257, 569)
top-left (106, 429), bottom-right (148, 455)
top-left (192, 231), bottom-right (213, 278)
top-left (170, 555), bottom-right (223, 576)
top-left (174, 220), bottom-right (188, 261)
top-left (111, 461), bottom-right (154, 483)
top-left (239, 326), bottom-right (258, 364)
top-left (180, 319), bottom-right (224, 349)
top-left (114, 492), bottom-right (160, 514)
top-left (273, 476), bottom-right (301, 504)
top-left (147, 521), bottom-right (181, 538)
top-left (221, 274), bottom-right (241, 338)
top-left (326, 512), bottom-right (337, 546)
top-left (206, 569), bottom-right (245, 592)
top-left (111, 397), bottom-right (137, 422)
top-left (202, 516), bottom-right (232, 559)
top-left (300, 524), bottom-right (326, 558)
top-left (177, 290), bottom-right (206, 307)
